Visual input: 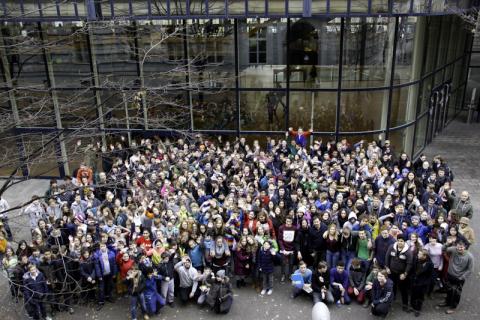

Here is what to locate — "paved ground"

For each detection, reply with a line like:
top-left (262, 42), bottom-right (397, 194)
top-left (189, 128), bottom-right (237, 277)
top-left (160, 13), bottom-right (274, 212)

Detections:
top-left (1, 117), bottom-right (479, 320)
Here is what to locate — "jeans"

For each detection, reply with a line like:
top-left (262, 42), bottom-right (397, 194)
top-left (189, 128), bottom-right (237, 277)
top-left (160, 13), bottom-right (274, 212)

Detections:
top-left (340, 251), bottom-right (356, 271)
top-left (160, 279), bottom-right (175, 304)
top-left (130, 294), bottom-right (146, 319)
top-left (261, 272), bottom-right (274, 291)
top-left (281, 253), bottom-right (295, 278)
top-left (98, 274), bottom-right (114, 304)
top-left (313, 290), bottom-right (334, 304)
top-left (326, 250), bottom-right (340, 270)
top-left (445, 273), bottom-right (465, 309)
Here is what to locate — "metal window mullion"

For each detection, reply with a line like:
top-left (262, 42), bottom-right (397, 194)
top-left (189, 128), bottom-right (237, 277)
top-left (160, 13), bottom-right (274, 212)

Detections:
top-left (335, 18), bottom-right (345, 142)
top-left (86, 23), bottom-right (107, 147)
top-left (286, 18), bottom-right (291, 131)
top-left (234, 19), bottom-right (240, 136)
top-left (184, 19), bottom-right (193, 132)
top-left (38, 22), bottom-right (68, 176)
top-left (385, 17), bottom-right (399, 140)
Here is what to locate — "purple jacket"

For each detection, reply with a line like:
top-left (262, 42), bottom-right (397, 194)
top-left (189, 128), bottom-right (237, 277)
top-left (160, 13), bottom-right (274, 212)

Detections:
top-left (329, 267), bottom-right (349, 289)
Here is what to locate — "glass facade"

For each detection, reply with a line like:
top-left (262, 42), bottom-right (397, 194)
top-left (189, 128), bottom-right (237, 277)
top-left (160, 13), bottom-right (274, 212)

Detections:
top-left (0, 1), bottom-right (474, 177)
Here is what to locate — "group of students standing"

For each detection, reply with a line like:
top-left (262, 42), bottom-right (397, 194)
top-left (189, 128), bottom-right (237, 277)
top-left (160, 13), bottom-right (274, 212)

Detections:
top-left (0, 131), bottom-right (476, 320)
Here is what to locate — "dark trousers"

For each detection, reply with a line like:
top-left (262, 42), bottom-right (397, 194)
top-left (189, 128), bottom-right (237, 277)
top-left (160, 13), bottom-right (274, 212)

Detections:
top-left (98, 274), bottom-right (114, 304)
top-left (445, 273), bottom-right (465, 309)
top-left (26, 299), bottom-right (47, 320)
top-left (410, 284), bottom-right (428, 311)
top-left (390, 273), bottom-right (409, 306)
top-left (371, 302), bottom-right (390, 317)
top-left (179, 286), bottom-right (198, 304)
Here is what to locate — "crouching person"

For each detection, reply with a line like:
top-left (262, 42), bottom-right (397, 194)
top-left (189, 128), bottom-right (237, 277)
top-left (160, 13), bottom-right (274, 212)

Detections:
top-left (205, 270), bottom-right (233, 314)
top-left (124, 268), bottom-right (148, 320)
top-left (290, 261), bottom-right (313, 299)
top-left (143, 267), bottom-right (165, 317)
top-left (312, 261), bottom-right (334, 305)
top-left (371, 270), bottom-right (394, 318)
top-left (174, 255), bottom-right (200, 304)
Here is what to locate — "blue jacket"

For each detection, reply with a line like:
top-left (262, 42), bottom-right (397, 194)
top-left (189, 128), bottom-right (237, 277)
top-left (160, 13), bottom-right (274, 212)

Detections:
top-left (188, 244), bottom-right (204, 268)
top-left (94, 249), bottom-right (118, 278)
top-left (23, 271), bottom-right (48, 300)
top-left (292, 268), bottom-right (313, 284)
top-left (406, 224), bottom-right (431, 244)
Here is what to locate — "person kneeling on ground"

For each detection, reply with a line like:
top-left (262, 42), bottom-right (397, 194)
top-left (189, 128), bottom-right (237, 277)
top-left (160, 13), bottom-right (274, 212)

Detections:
top-left (330, 261), bottom-right (350, 306)
top-left (347, 258), bottom-right (366, 304)
top-left (312, 261), bottom-right (334, 304)
top-left (205, 270), bottom-right (233, 314)
top-left (290, 260), bottom-right (312, 299)
top-left (371, 270), bottom-right (394, 318)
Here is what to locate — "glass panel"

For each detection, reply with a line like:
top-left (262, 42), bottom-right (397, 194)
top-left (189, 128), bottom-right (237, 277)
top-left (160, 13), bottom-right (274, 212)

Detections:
top-left (390, 125), bottom-right (414, 155)
top-left (370, 0), bottom-right (389, 13)
top-left (43, 22), bottom-right (91, 88)
top-left (58, 1), bottom-right (77, 16)
top-left (289, 17), bottom-right (341, 89)
top-left (240, 90), bottom-right (286, 131)
top-left (238, 18), bottom-right (287, 88)
top-left (149, 1), bottom-right (168, 15)
top-left (248, 0), bottom-right (265, 14)
top-left (311, 1), bottom-right (328, 13)
top-left (191, 0), bottom-right (208, 15)
top-left (423, 17), bottom-right (441, 75)
top-left (57, 90), bottom-right (97, 128)
top-left (342, 17), bottom-right (395, 89)
top-left (101, 90), bottom-right (127, 128)
top-left (393, 0), bottom-right (411, 13)
top-left (187, 19), bottom-right (235, 88)
top-left (394, 17), bottom-right (417, 84)
top-left (131, 1), bottom-right (149, 15)
top-left (350, 1), bottom-right (369, 13)
top-left (146, 90), bottom-right (190, 130)
top-left (390, 86), bottom-right (414, 127)
top-left (289, 91), bottom-right (337, 132)
top-left (229, 0), bottom-right (245, 14)
top-left (22, 133), bottom-right (60, 177)
top-left (208, 0), bottom-right (226, 14)
top-left (330, 1), bottom-right (348, 13)
top-left (340, 90), bottom-right (387, 132)
top-left (288, 0), bottom-right (303, 13)
top-left (92, 22), bottom-right (138, 86)
top-left (414, 114), bottom-right (427, 154)
top-left (171, 0), bottom-right (188, 15)
top-left (0, 130), bottom-right (21, 177)
top-left (15, 90), bottom-right (56, 127)
top-left (192, 90), bottom-right (237, 130)
top-left (4, 23), bottom-right (45, 86)
top-left (431, 0), bottom-right (446, 12)
top-left (138, 20), bottom-right (185, 87)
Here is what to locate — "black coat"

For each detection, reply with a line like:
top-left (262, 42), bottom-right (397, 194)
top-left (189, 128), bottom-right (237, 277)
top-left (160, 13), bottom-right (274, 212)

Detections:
top-left (411, 257), bottom-right (434, 287)
top-left (309, 223), bottom-right (328, 251)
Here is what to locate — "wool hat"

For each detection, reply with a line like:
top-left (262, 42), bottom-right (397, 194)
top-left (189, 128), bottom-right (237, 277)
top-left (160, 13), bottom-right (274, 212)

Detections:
top-left (216, 270), bottom-right (226, 278)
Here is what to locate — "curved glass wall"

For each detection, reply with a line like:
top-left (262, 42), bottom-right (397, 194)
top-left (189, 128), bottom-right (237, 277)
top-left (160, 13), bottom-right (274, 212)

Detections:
top-left (0, 14), bottom-right (472, 177)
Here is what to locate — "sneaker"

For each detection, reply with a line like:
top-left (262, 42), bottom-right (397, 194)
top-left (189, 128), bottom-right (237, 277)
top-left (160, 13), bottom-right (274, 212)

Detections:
top-left (143, 315), bottom-right (150, 320)
top-left (336, 300), bottom-right (342, 308)
top-left (437, 302), bottom-right (448, 308)
top-left (69, 307), bottom-right (74, 314)
top-left (267, 289), bottom-right (273, 295)
top-left (168, 302), bottom-right (175, 308)
top-left (260, 289), bottom-right (266, 295)
top-left (362, 301), bottom-right (370, 308)
top-left (280, 275), bottom-right (286, 283)
top-left (414, 311), bottom-right (420, 317)
top-left (96, 303), bottom-right (104, 311)
top-left (445, 309), bottom-right (455, 315)
top-left (45, 317), bottom-right (53, 320)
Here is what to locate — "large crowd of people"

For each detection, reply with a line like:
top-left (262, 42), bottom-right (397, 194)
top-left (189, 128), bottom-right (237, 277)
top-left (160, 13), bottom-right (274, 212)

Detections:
top-left (0, 128), bottom-right (476, 320)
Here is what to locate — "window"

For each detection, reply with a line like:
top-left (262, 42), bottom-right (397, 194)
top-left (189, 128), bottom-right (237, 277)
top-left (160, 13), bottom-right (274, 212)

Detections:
top-left (249, 26), bottom-right (266, 64)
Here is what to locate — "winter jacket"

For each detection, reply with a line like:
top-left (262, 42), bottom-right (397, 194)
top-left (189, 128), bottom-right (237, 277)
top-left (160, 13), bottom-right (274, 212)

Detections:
top-left (94, 248), bottom-right (118, 278)
top-left (188, 244), bottom-right (204, 268)
top-left (80, 257), bottom-right (96, 280)
top-left (309, 224), bottom-right (328, 251)
top-left (234, 247), bottom-right (253, 276)
top-left (411, 257), bottom-right (434, 287)
top-left (329, 267), bottom-right (349, 290)
top-left (257, 248), bottom-right (280, 274)
top-left (373, 235), bottom-right (396, 267)
top-left (372, 278), bottom-right (394, 305)
top-left (447, 191), bottom-right (473, 219)
top-left (312, 270), bottom-right (330, 293)
top-left (278, 225), bottom-right (296, 252)
top-left (348, 265), bottom-right (366, 290)
top-left (23, 271), bottom-right (48, 301)
top-left (385, 243), bottom-right (413, 275)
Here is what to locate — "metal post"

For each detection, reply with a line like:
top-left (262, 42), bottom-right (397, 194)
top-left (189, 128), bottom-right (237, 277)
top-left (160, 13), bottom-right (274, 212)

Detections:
top-left (335, 18), bottom-right (345, 143)
top-left (385, 17), bottom-right (399, 140)
top-left (234, 19), bottom-right (240, 137)
top-left (38, 22), bottom-right (69, 176)
top-left (86, 22), bottom-right (107, 147)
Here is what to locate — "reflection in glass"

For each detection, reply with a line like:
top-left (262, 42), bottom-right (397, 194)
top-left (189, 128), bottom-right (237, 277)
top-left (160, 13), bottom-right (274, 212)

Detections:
top-left (342, 17), bottom-right (395, 88)
top-left (238, 19), bottom-right (287, 88)
top-left (289, 18), bottom-right (341, 89)
top-left (340, 90), bottom-right (387, 132)
top-left (414, 115), bottom-right (428, 154)
top-left (394, 17), bottom-right (417, 84)
top-left (240, 90), bottom-right (286, 131)
top-left (192, 90), bottom-right (237, 130)
top-left (289, 91), bottom-right (337, 132)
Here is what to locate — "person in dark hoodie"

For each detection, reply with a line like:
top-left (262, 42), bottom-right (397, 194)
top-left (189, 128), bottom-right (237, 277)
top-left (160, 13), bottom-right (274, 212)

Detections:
top-left (372, 226), bottom-right (395, 268)
top-left (410, 249), bottom-right (434, 317)
top-left (312, 261), bottom-right (334, 304)
top-left (385, 234), bottom-right (413, 312)
top-left (371, 270), bottom-right (394, 318)
top-left (347, 258), bottom-right (366, 304)
top-left (309, 216), bottom-right (328, 267)
top-left (157, 251), bottom-right (175, 307)
top-left (23, 264), bottom-right (52, 320)
top-left (79, 249), bottom-right (97, 303)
